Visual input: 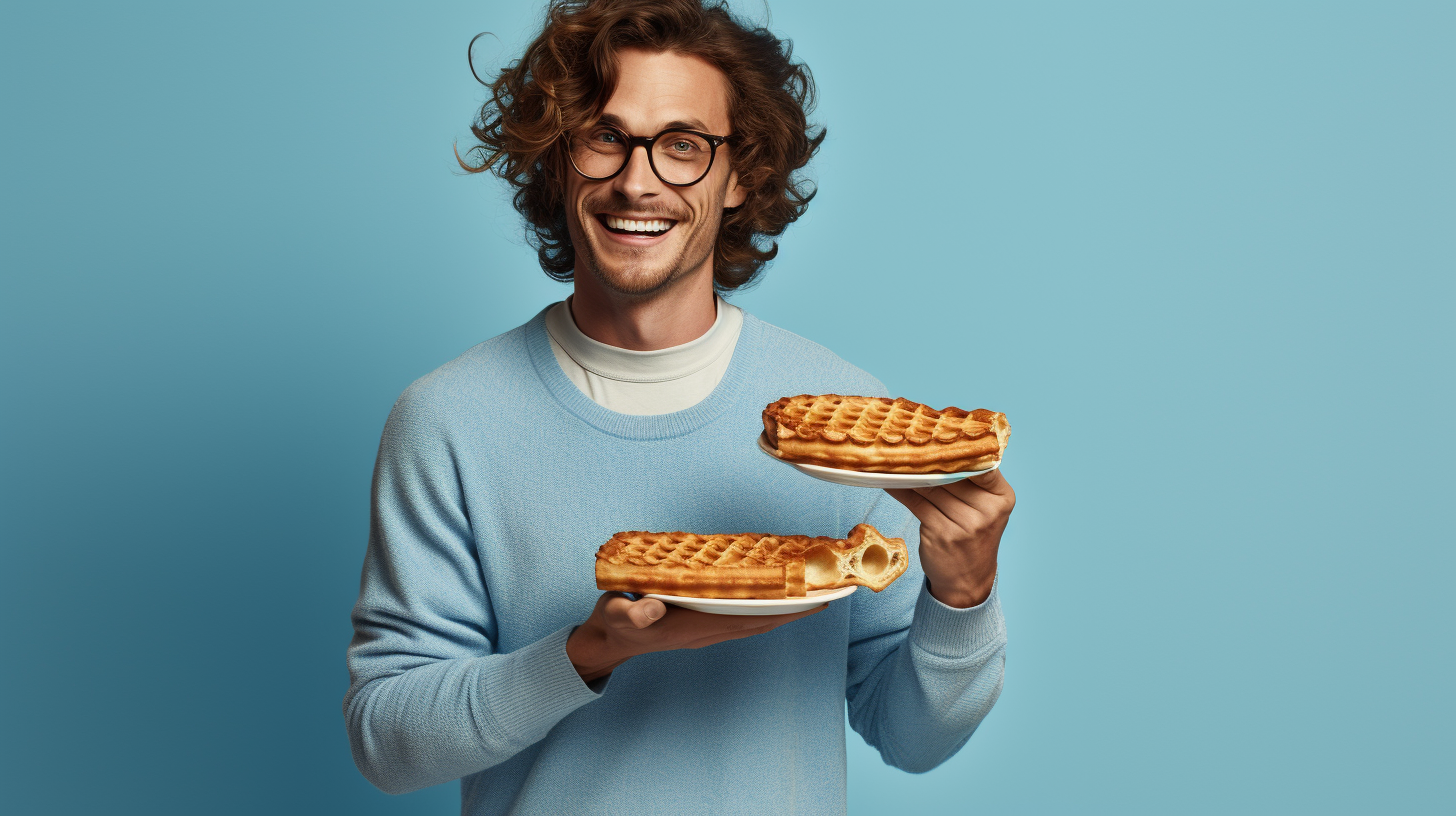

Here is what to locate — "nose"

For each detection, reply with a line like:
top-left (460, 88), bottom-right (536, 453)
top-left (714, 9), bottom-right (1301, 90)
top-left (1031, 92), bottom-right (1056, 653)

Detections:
top-left (611, 144), bottom-right (663, 201)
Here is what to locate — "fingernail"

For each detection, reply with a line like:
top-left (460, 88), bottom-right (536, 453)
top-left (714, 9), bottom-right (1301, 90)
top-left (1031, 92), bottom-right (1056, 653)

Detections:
top-left (644, 602), bottom-right (664, 621)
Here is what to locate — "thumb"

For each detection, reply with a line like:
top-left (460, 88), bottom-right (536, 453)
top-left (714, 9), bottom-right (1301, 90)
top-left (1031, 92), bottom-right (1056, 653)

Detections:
top-left (627, 597), bottom-right (667, 629)
top-left (602, 593), bottom-right (667, 630)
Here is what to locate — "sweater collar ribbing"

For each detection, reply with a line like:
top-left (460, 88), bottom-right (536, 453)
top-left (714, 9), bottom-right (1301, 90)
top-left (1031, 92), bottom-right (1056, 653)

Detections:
top-left (523, 303), bottom-right (763, 440)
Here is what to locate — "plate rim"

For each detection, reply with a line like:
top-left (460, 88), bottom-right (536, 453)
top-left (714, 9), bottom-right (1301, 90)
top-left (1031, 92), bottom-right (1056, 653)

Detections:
top-left (645, 584), bottom-right (856, 609)
top-left (755, 433), bottom-right (998, 483)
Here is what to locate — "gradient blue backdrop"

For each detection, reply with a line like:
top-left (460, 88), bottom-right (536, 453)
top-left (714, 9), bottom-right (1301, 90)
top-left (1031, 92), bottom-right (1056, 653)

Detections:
top-left (3, 1), bottom-right (1451, 813)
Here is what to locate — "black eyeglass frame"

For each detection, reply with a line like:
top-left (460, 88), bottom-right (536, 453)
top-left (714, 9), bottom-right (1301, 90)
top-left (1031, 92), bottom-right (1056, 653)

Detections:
top-left (566, 125), bottom-right (734, 187)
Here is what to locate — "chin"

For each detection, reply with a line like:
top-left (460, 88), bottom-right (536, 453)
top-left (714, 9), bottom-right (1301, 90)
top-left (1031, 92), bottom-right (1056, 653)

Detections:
top-left (582, 241), bottom-right (692, 296)
top-left (589, 263), bottom-right (682, 297)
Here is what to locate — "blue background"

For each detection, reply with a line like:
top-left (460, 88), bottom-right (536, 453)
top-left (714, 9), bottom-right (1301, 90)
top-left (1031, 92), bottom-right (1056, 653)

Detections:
top-left (3, 1), bottom-right (1451, 813)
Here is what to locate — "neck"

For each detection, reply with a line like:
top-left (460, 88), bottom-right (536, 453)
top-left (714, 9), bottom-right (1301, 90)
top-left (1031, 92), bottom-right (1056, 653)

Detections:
top-left (569, 271), bottom-right (718, 351)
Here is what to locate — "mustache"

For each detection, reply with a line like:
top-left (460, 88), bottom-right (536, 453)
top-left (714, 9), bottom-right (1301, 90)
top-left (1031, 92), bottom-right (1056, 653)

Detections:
top-left (582, 190), bottom-right (686, 220)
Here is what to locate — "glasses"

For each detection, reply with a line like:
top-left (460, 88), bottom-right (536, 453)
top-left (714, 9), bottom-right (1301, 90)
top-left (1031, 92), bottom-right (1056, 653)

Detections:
top-left (567, 124), bottom-right (732, 187)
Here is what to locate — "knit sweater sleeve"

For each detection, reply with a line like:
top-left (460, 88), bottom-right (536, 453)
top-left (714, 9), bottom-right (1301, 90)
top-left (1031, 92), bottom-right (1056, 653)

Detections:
top-left (843, 494), bottom-right (1008, 773)
top-left (343, 383), bottom-right (602, 795)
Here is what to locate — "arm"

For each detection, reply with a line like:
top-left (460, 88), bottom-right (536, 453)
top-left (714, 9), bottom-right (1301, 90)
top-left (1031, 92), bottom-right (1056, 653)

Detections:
top-left (566, 592), bottom-right (824, 682)
top-left (343, 388), bottom-right (820, 793)
top-left (843, 486), bottom-right (1011, 773)
top-left (343, 389), bottom-right (600, 795)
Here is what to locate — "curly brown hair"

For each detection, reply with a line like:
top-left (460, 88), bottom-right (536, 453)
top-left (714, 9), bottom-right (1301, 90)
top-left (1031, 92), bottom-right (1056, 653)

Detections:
top-left (458, 0), bottom-right (824, 291)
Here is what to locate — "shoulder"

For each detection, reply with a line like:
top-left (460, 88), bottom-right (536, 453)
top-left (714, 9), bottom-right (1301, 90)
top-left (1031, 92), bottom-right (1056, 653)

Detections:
top-left (742, 312), bottom-right (891, 399)
top-left (385, 318), bottom-right (539, 436)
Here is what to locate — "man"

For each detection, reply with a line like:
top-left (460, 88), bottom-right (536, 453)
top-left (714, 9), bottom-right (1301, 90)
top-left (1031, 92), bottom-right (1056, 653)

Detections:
top-left (345, 1), bottom-right (1015, 812)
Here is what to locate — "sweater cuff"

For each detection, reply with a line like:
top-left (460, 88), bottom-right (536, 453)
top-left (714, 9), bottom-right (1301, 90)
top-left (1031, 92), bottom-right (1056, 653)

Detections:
top-left (909, 577), bottom-right (1007, 660)
top-left (475, 626), bottom-right (603, 750)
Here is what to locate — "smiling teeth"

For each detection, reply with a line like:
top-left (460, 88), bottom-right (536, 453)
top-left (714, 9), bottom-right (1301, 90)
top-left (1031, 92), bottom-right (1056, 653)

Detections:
top-left (606, 216), bottom-right (672, 233)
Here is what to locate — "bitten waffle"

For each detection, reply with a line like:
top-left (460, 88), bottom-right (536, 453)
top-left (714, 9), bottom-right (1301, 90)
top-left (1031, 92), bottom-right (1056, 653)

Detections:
top-left (762, 395), bottom-right (1010, 474)
top-left (595, 524), bottom-right (908, 599)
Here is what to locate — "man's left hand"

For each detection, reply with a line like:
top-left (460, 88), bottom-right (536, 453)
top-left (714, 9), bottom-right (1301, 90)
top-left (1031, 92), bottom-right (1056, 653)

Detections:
top-left (885, 469), bottom-right (1016, 608)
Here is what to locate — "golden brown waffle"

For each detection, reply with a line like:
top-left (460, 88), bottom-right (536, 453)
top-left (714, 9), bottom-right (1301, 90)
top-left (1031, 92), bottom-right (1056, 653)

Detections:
top-left (595, 524), bottom-right (908, 599)
top-left (762, 395), bottom-right (1010, 474)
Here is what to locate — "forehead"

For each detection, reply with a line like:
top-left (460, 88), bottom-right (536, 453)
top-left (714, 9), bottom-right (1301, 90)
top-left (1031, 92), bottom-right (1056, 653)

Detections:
top-left (600, 48), bottom-right (732, 134)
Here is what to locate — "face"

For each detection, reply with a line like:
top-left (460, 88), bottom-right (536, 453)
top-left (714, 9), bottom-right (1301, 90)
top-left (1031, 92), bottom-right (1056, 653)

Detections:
top-left (563, 48), bottom-right (747, 297)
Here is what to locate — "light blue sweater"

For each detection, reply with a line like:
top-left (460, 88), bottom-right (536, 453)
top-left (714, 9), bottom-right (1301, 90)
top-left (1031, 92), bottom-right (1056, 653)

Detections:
top-left (345, 308), bottom-right (1007, 815)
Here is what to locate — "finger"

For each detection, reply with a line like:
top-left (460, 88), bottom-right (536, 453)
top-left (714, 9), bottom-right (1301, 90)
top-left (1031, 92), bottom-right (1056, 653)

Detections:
top-left (598, 593), bottom-right (636, 629)
top-left (885, 488), bottom-right (953, 527)
top-left (675, 603), bottom-right (821, 634)
top-left (628, 598), bottom-right (667, 629)
top-left (942, 471), bottom-right (1015, 515)
top-left (601, 593), bottom-right (667, 630)
top-left (917, 482), bottom-right (997, 525)
top-left (751, 604), bottom-right (826, 627)
top-left (964, 467), bottom-right (1012, 495)
top-left (680, 605), bottom-right (826, 649)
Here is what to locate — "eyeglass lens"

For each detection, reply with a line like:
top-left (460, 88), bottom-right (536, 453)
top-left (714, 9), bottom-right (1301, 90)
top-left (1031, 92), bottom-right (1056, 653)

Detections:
top-left (570, 126), bottom-right (716, 186)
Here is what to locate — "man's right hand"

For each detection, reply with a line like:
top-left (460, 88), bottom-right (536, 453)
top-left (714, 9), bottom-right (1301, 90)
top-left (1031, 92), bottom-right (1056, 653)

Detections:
top-left (565, 591), bottom-right (824, 682)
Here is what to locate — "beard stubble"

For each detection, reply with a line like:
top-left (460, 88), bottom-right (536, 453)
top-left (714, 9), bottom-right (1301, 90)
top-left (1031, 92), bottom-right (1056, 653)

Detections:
top-left (574, 189), bottom-right (724, 297)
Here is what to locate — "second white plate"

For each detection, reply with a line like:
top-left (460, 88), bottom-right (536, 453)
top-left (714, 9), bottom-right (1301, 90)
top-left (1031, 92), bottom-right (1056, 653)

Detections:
top-left (646, 585), bottom-right (856, 615)
top-left (757, 434), bottom-right (997, 489)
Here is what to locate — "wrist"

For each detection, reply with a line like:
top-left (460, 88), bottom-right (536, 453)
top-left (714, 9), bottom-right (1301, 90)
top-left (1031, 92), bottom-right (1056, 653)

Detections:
top-left (926, 570), bottom-right (996, 609)
top-left (566, 622), bottom-right (627, 682)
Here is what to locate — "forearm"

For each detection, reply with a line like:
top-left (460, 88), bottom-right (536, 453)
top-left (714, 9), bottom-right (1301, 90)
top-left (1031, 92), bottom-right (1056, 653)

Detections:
top-left (847, 580), bottom-right (1007, 773)
top-left (345, 627), bottom-right (600, 794)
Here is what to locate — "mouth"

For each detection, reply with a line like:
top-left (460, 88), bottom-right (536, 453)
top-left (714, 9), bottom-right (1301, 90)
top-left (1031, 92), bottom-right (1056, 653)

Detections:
top-left (596, 214), bottom-right (677, 239)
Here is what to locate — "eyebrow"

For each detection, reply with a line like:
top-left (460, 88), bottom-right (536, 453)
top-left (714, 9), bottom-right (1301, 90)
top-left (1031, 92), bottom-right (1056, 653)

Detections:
top-left (598, 113), bottom-right (714, 133)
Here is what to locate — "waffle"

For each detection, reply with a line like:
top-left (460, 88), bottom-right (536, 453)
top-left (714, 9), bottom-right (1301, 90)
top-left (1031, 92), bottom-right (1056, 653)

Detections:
top-left (763, 395), bottom-right (1010, 474)
top-left (595, 524), bottom-right (908, 599)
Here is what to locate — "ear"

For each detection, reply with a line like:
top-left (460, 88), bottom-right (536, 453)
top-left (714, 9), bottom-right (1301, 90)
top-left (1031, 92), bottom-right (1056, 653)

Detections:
top-left (724, 170), bottom-right (747, 209)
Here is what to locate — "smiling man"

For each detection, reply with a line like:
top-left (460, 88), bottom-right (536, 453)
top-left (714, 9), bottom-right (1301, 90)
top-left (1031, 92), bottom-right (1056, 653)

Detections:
top-left (344, 2), bottom-right (1014, 813)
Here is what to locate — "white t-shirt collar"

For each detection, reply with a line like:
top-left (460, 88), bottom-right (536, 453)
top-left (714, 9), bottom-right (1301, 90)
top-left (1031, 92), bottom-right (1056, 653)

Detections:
top-left (544, 295), bottom-right (743, 384)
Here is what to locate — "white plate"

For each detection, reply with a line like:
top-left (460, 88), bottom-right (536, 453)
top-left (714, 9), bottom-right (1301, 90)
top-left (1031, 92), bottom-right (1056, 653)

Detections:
top-left (645, 585), bottom-right (856, 616)
top-left (756, 434), bottom-right (997, 489)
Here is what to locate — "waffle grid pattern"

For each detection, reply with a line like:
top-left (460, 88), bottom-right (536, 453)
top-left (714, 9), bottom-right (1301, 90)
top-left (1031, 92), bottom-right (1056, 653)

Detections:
top-left (602, 533), bottom-right (819, 569)
top-left (774, 396), bottom-right (979, 446)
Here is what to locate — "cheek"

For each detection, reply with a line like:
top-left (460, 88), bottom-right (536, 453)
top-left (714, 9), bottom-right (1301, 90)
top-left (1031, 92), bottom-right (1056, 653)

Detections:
top-left (564, 178), bottom-right (584, 214)
top-left (563, 182), bottom-right (595, 237)
top-left (684, 181), bottom-right (733, 227)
